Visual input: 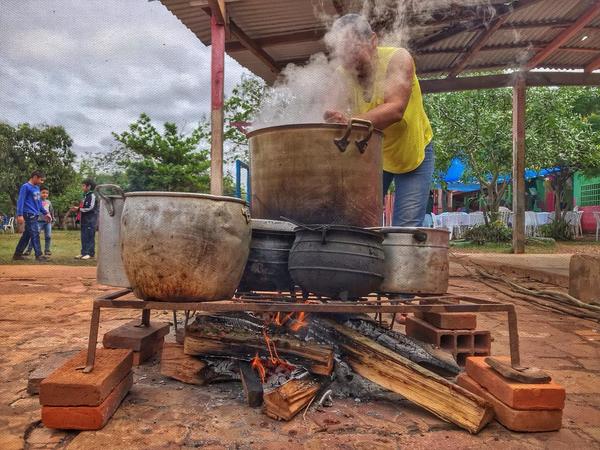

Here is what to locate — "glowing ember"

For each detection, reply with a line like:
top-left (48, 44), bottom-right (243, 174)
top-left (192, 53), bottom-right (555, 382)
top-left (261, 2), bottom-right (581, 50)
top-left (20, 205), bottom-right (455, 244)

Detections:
top-left (289, 311), bottom-right (308, 332)
top-left (251, 352), bottom-right (266, 383)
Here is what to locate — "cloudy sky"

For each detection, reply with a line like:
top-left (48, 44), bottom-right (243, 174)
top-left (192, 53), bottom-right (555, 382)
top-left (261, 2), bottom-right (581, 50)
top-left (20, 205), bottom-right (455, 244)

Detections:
top-left (0, 0), bottom-right (249, 155)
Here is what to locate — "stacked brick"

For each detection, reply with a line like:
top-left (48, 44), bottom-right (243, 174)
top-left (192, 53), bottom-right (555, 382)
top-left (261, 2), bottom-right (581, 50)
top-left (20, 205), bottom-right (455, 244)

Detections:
top-left (457, 356), bottom-right (565, 432)
top-left (406, 311), bottom-right (491, 365)
top-left (39, 349), bottom-right (133, 430)
top-left (103, 320), bottom-right (170, 365)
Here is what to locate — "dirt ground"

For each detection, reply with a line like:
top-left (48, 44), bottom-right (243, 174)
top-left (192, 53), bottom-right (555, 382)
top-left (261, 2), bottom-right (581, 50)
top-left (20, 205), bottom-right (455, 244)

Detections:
top-left (0, 264), bottom-right (599, 450)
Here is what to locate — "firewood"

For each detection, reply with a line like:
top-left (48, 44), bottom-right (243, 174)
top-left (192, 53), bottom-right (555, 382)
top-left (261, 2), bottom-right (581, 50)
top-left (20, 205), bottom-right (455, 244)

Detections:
top-left (323, 319), bottom-right (494, 434)
top-left (263, 379), bottom-right (320, 421)
top-left (160, 343), bottom-right (207, 385)
top-left (239, 362), bottom-right (263, 407)
top-left (184, 322), bottom-right (333, 376)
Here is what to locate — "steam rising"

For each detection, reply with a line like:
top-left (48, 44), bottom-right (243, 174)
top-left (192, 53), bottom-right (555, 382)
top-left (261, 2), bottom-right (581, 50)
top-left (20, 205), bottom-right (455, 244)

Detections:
top-left (251, 0), bottom-right (516, 129)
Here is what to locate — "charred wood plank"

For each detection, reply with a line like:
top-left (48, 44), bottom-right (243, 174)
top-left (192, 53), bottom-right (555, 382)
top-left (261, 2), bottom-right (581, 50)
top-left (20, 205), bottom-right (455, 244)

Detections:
top-left (323, 319), bottom-right (493, 434)
top-left (239, 362), bottom-right (264, 407)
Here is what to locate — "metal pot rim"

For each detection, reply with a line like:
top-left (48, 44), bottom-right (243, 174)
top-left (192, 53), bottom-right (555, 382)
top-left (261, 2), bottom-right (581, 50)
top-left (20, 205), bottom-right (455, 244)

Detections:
top-left (247, 122), bottom-right (383, 138)
top-left (124, 191), bottom-right (247, 205)
top-left (294, 224), bottom-right (384, 239)
top-left (369, 226), bottom-right (450, 235)
top-left (251, 219), bottom-right (296, 233)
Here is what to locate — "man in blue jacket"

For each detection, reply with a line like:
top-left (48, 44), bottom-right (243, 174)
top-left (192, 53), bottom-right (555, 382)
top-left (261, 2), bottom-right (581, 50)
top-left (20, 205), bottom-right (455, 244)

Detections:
top-left (13, 170), bottom-right (52, 261)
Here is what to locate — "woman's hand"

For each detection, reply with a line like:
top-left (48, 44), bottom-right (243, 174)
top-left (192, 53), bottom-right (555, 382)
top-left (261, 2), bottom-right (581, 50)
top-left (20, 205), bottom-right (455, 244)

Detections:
top-left (323, 110), bottom-right (348, 124)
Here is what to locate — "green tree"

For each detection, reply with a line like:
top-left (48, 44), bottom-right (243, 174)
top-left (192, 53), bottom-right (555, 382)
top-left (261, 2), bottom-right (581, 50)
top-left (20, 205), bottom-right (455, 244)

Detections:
top-left (112, 113), bottom-right (211, 192)
top-left (526, 86), bottom-right (600, 221)
top-left (425, 88), bottom-right (513, 219)
top-left (0, 122), bottom-right (76, 212)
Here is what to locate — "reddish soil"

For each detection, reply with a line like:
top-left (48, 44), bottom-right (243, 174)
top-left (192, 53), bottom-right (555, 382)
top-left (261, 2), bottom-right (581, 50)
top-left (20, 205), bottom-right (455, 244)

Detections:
top-left (0, 264), bottom-right (599, 449)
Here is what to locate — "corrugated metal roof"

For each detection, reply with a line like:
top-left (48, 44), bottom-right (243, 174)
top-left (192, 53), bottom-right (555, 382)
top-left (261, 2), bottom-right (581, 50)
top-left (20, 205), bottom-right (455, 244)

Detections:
top-left (159, 0), bottom-right (600, 81)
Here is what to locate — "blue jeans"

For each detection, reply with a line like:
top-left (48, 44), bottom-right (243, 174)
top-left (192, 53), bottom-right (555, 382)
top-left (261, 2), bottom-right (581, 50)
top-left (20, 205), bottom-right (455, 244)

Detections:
top-left (81, 217), bottom-right (97, 257)
top-left (383, 142), bottom-right (435, 227)
top-left (15, 213), bottom-right (43, 257)
top-left (26, 222), bottom-right (52, 253)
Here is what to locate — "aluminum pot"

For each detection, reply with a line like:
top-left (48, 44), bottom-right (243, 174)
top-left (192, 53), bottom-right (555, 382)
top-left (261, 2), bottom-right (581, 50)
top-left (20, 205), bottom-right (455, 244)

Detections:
top-left (237, 219), bottom-right (296, 293)
top-left (248, 119), bottom-right (383, 228)
top-left (371, 227), bottom-right (450, 295)
top-left (120, 192), bottom-right (251, 301)
top-left (288, 224), bottom-right (384, 299)
top-left (96, 184), bottom-right (129, 288)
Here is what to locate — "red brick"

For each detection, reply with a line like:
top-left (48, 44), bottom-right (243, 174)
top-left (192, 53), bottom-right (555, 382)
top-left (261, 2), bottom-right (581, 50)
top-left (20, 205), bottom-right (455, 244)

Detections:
top-left (132, 336), bottom-right (164, 366)
top-left (103, 321), bottom-right (170, 352)
top-left (415, 311), bottom-right (477, 330)
top-left (40, 348), bottom-right (133, 407)
top-left (457, 373), bottom-right (562, 432)
top-left (465, 356), bottom-right (566, 410)
top-left (42, 372), bottom-right (133, 430)
top-left (405, 317), bottom-right (490, 354)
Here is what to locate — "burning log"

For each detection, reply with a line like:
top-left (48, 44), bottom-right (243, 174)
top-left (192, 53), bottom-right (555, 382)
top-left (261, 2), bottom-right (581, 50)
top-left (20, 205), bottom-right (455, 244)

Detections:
top-left (323, 319), bottom-right (494, 434)
top-left (239, 361), bottom-right (264, 407)
top-left (183, 316), bottom-right (334, 376)
top-left (263, 378), bottom-right (320, 421)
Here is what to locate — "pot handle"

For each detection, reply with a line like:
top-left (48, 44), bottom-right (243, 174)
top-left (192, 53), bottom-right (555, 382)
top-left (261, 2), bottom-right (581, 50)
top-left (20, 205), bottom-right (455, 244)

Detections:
top-left (333, 118), bottom-right (374, 153)
top-left (96, 184), bottom-right (125, 217)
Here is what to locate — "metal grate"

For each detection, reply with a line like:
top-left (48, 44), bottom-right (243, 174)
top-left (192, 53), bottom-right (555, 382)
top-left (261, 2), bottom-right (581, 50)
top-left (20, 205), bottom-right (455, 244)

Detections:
top-left (581, 183), bottom-right (600, 206)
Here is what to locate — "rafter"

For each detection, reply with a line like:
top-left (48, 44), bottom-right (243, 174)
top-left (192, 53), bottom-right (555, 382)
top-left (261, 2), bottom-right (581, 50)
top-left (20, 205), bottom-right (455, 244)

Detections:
top-left (447, 14), bottom-right (509, 78)
top-left (585, 53), bottom-right (600, 73)
top-left (524, 1), bottom-right (600, 70)
top-left (225, 29), bottom-right (326, 52)
top-left (229, 19), bottom-right (280, 74)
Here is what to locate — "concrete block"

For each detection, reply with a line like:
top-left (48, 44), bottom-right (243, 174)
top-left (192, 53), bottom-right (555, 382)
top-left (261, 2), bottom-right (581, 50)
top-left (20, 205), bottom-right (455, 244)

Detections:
top-left (415, 311), bottom-right (477, 330)
top-left (457, 373), bottom-right (562, 432)
top-left (42, 372), bottom-right (133, 430)
top-left (40, 348), bottom-right (133, 407)
top-left (465, 356), bottom-right (565, 410)
top-left (103, 321), bottom-right (170, 352)
top-left (27, 350), bottom-right (78, 395)
top-left (569, 254), bottom-right (600, 304)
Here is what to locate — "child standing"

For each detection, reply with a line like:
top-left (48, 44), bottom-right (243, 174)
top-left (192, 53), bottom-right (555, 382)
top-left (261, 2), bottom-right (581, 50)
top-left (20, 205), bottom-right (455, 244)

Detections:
top-left (13, 171), bottom-right (52, 262)
top-left (71, 179), bottom-right (98, 260)
top-left (24, 186), bottom-right (54, 256)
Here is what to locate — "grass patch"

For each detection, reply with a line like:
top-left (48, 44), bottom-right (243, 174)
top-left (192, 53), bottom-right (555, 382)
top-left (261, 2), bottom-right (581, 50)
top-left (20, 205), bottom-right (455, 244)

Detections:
top-left (0, 229), bottom-right (96, 266)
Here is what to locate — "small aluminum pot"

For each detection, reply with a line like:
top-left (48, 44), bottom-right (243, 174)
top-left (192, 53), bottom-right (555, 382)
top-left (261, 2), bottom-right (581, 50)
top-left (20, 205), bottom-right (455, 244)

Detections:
top-left (372, 227), bottom-right (450, 295)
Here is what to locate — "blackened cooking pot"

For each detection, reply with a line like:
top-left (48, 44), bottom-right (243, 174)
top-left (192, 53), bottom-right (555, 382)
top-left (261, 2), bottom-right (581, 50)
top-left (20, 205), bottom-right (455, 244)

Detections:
top-left (288, 224), bottom-right (384, 299)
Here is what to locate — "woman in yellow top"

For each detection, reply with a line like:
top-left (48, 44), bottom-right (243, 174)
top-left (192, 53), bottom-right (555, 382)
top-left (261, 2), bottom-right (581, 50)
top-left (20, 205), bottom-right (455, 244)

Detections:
top-left (324, 14), bottom-right (434, 227)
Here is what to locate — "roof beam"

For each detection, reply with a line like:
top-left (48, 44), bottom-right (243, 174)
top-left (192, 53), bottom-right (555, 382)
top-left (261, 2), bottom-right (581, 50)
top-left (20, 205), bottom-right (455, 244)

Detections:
top-left (207, 0), bottom-right (226, 25)
top-left (229, 19), bottom-right (280, 74)
top-left (585, 53), bottom-right (600, 72)
top-left (447, 14), bottom-right (509, 78)
top-left (418, 43), bottom-right (600, 56)
top-left (524, 1), bottom-right (600, 70)
top-left (420, 72), bottom-right (600, 94)
top-left (225, 29), bottom-right (326, 52)
top-left (332, 0), bottom-right (344, 16)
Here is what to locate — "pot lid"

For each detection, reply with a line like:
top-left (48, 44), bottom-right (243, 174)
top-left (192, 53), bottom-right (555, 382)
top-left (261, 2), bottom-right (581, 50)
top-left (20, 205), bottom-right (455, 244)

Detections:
top-left (251, 219), bottom-right (295, 232)
top-left (124, 191), bottom-right (247, 205)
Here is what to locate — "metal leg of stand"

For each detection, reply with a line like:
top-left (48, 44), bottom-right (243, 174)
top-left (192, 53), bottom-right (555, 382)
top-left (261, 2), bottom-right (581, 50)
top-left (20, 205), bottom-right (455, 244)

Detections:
top-left (507, 305), bottom-right (521, 368)
top-left (141, 308), bottom-right (151, 327)
top-left (82, 304), bottom-right (101, 373)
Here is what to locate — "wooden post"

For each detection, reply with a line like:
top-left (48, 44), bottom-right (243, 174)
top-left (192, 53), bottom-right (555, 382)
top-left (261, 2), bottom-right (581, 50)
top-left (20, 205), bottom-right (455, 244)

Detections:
top-left (512, 74), bottom-right (526, 254)
top-left (210, 11), bottom-right (225, 196)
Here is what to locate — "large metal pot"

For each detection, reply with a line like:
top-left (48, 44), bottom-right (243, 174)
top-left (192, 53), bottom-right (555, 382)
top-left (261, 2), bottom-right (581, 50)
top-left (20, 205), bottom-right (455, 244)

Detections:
top-left (248, 119), bottom-right (383, 227)
top-left (120, 192), bottom-right (251, 301)
top-left (288, 225), bottom-right (384, 299)
top-left (372, 227), bottom-right (450, 295)
top-left (96, 185), bottom-right (130, 288)
top-left (238, 219), bottom-right (296, 293)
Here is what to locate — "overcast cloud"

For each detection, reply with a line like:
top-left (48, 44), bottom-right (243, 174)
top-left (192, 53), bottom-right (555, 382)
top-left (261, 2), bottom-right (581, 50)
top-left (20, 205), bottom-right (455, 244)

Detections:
top-left (0, 0), bottom-right (249, 155)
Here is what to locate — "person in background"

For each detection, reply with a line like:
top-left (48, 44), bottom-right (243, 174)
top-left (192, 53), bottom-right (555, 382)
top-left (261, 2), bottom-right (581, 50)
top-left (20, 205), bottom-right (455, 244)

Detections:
top-left (71, 179), bottom-right (99, 260)
top-left (12, 170), bottom-right (52, 262)
top-left (24, 186), bottom-right (54, 256)
top-left (323, 14), bottom-right (434, 226)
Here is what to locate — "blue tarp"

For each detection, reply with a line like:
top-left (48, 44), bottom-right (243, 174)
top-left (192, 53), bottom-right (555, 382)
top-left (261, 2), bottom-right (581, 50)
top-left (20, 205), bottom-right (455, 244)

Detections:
top-left (435, 157), bottom-right (560, 192)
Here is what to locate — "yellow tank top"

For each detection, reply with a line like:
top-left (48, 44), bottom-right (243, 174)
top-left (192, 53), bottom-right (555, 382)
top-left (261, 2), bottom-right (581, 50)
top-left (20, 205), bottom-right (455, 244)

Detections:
top-left (347, 47), bottom-right (433, 174)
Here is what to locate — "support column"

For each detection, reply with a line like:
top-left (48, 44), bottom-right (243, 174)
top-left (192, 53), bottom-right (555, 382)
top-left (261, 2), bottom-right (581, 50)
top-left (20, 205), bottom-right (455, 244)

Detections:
top-left (512, 74), bottom-right (526, 254)
top-left (210, 12), bottom-right (225, 196)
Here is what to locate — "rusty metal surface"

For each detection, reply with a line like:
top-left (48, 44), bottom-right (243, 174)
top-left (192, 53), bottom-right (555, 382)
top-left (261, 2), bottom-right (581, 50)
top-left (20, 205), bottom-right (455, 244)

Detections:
top-left (120, 193), bottom-right (251, 302)
top-left (249, 123), bottom-right (383, 228)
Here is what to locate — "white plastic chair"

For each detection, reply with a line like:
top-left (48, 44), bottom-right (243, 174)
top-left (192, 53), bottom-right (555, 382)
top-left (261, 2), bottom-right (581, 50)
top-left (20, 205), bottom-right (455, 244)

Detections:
top-left (565, 211), bottom-right (583, 238)
top-left (468, 212), bottom-right (485, 227)
top-left (2, 216), bottom-right (15, 233)
top-left (431, 212), bottom-right (444, 229)
top-left (593, 211), bottom-right (600, 241)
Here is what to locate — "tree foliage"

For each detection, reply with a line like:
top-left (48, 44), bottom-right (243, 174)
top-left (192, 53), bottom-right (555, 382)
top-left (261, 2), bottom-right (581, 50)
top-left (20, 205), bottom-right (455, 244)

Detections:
top-left (0, 122), bottom-right (76, 212)
top-left (112, 113), bottom-right (211, 192)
